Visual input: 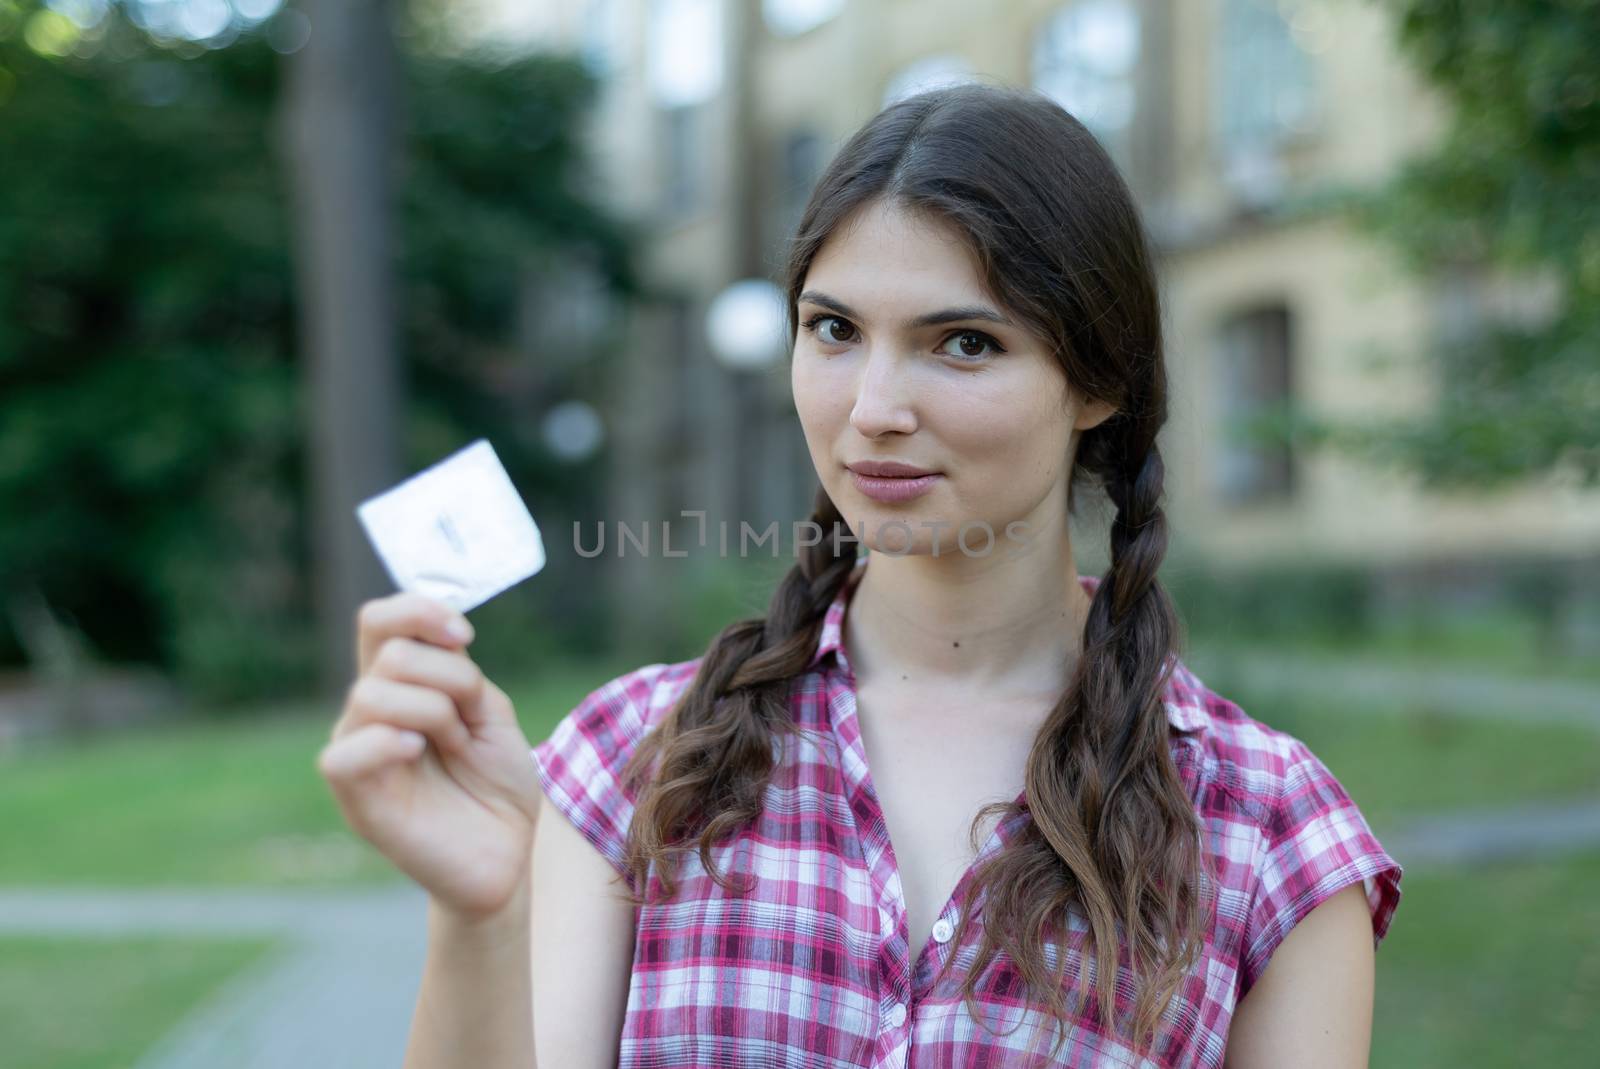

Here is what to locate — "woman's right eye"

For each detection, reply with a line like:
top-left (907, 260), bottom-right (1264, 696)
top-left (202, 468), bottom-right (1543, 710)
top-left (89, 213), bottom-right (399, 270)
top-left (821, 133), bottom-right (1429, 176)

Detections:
top-left (803, 314), bottom-right (857, 345)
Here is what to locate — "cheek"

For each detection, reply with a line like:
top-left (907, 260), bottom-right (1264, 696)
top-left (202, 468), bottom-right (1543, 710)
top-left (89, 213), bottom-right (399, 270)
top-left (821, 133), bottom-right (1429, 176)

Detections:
top-left (940, 372), bottom-right (1061, 450)
top-left (940, 374), bottom-right (1073, 490)
top-left (791, 356), bottom-right (848, 435)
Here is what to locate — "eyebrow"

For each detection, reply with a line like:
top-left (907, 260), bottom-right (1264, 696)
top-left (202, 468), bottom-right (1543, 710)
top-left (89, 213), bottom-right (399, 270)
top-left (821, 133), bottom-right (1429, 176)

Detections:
top-left (797, 290), bottom-right (1018, 331)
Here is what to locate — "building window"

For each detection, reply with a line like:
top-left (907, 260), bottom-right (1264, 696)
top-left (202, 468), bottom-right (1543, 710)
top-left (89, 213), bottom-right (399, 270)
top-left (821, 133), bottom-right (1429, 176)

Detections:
top-left (649, 0), bottom-right (723, 107)
top-left (779, 129), bottom-right (824, 237)
top-left (1215, 304), bottom-right (1295, 505)
top-left (664, 296), bottom-right (698, 487)
top-left (1031, 0), bottom-right (1141, 171)
top-left (1212, 0), bottom-right (1320, 206)
top-left (580, 0), bottom-right (628, 77)
top-left (659, 103), bottom-right (701, 217)
top-left (882, 53), bottom-right (977, 108)
top-left (762, 0), bottom-right (843, 37)
top-left (518, 246), bottom-right (614, 363)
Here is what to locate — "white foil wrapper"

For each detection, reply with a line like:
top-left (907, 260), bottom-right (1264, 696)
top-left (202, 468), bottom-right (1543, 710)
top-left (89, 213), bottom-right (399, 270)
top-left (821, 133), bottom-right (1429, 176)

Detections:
top-left (354, 438), bottom-right (546, 613)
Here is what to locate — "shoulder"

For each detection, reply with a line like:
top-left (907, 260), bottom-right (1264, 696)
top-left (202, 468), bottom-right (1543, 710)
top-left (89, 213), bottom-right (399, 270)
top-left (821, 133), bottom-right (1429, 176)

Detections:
top-left (580, 656), bottom-right (705, 729)
top-left (528, 656), bottom-right (708, 887)
top-left (1176, 664), bottom-right (1342, 830)
top-left (1172, 664), bottom-right (1404, 996)
top-left (535, 655), bottom-right (707, 773)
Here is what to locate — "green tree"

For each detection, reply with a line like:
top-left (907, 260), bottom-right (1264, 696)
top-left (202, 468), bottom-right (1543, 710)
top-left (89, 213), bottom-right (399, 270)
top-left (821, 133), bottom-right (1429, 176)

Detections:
top-left (1319, 0), bottom-right (1600, 489)
top-left (0, 3), bottom-right (639, 706)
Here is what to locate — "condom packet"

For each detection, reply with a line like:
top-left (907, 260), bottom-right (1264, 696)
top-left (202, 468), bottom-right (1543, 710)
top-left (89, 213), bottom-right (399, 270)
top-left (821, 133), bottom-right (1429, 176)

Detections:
top-left (354, 437), bottom-right (546, 613)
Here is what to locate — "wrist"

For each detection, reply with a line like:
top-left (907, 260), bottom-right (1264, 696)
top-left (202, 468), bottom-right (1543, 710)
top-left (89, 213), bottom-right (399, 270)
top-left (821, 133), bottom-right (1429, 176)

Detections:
top-left (429, 878), bottom-right (531, 945)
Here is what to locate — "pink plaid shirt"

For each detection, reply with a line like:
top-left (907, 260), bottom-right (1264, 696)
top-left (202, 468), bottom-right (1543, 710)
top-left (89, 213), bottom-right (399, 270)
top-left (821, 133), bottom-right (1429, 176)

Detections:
top-left (531, 558), bottom-right (1403, 1067)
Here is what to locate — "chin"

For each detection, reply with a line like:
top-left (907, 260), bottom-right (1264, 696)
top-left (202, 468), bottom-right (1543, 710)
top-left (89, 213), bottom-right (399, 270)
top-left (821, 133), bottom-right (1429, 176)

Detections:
top-left (856, 511), bottom-right (998, 559)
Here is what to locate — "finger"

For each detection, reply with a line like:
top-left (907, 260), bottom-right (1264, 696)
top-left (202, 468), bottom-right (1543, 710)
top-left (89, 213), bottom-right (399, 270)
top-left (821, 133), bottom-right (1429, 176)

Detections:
top-left (318, 722), bottom-right (427, 783)
top-left (368, 637), bottom-right (486, 728)
top-left (337, 675), bottom-right (472, 753)
top-left (355, 593), bottom-right (475, 676)
top-left (472, 677), bottom-right (518, 732)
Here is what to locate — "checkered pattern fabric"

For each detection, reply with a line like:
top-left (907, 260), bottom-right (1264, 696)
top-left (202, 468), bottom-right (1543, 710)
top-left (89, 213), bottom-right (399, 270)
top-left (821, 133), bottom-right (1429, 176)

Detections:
top-left (531, 558), bottom-right (1403, 1067)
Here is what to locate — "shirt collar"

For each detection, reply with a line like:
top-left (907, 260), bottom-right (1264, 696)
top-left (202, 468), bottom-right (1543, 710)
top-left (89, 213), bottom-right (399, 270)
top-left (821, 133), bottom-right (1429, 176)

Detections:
top-left (805, 556), bottom-right (1208, 735)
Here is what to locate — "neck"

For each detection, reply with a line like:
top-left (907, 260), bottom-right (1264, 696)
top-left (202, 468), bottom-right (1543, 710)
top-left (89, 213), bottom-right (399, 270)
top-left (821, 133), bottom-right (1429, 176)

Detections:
top-left (844, 530), bottom-right (1093, 700)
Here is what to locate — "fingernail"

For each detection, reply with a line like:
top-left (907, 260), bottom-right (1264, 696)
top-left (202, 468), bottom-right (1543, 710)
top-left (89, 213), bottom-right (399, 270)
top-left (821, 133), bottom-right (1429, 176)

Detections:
top-left (447, 617), bottom-right (474, 642)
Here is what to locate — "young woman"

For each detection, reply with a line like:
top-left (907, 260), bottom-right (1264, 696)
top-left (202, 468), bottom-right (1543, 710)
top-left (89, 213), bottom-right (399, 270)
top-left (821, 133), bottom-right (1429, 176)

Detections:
top-left (321, 83), bottom-right (1402, 1068)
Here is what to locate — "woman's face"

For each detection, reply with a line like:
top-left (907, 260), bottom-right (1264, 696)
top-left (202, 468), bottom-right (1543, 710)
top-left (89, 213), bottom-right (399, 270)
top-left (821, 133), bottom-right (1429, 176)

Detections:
top-left (791, 199), bottom-right (1114, 559)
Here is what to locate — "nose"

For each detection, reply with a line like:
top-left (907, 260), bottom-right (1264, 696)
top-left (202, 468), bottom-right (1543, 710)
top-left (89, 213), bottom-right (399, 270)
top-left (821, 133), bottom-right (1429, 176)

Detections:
top-left (848, 348), bottom-right (918, 439)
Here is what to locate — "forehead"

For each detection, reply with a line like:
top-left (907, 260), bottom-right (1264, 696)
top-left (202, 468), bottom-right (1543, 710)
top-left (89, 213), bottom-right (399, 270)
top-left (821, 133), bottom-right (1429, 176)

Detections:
top-left (804, 200), bottom-right (994, 311)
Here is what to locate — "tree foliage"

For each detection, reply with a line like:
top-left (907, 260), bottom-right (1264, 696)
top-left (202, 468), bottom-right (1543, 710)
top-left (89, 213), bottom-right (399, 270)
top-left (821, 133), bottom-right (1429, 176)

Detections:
top-left (0, 2), bottom-right (640, 703)
top-left (1324, 0), bottom-right (1600, 489)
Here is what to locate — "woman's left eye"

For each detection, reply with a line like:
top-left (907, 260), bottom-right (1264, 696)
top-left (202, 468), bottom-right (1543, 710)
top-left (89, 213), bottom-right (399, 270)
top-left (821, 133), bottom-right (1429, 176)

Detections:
top-left (937, 330), bottom-right (1006, 361)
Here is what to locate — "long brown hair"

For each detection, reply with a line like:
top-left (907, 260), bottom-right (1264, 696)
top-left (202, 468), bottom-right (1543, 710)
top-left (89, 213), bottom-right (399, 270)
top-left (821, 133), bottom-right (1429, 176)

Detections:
top-left (616, 82), bottom-right (1208, 1059)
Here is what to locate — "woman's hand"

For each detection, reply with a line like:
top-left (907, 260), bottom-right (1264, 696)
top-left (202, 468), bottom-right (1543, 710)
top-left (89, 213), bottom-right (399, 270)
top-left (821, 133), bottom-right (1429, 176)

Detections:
top-left (318, 593), bottom-right (542, 923)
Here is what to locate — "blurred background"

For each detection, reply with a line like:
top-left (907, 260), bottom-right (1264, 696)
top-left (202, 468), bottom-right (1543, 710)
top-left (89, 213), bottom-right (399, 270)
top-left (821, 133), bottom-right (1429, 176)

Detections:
top-left (0, 0), bottom-right (1596, 1065)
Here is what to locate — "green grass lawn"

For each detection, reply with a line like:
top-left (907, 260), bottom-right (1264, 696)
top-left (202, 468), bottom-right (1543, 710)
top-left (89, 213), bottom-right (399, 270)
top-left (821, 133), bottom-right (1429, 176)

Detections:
top-left (0, 933), bottom-right (282, 1069)
top-left (1232, 692), bottom-right (1600, 838)
top-left (0, 657), bottom-right (637, 886)
top-left (1193, 624), bottom-right (1600, 684)
top-left (1371, 850), bottom-right (1600, 1067)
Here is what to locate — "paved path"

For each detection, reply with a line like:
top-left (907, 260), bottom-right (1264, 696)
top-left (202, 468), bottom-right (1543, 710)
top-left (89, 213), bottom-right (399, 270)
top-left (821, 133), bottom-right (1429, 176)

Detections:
top-left (1186, 647), bottom-right (1600, 731)
top-left (0, 884), bottom-right (430, 1069)
top-left (1382, 797), bottom-right (1600, 869)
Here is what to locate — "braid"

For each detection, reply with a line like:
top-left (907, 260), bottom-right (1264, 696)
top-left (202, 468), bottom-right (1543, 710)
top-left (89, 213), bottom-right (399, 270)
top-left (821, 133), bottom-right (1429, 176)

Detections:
top-left (730, 489), bottom-right (859, 691)
top-left (940, 425), bottom-right (1208, 1062)
top-left (1088, 438), bottom-right (1181, 766)
top-left (617, 486), bottom-right (859, 902)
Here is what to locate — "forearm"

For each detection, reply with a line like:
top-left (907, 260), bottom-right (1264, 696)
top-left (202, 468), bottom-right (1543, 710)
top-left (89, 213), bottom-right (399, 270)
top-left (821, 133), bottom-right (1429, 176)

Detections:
top-left (404, 879), bottom-right (535, 1069)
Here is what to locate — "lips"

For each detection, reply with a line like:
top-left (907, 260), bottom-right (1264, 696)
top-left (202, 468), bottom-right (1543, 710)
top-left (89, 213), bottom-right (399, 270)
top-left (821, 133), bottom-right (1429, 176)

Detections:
top-left (846, 461), bottom-right (943, 503)
top-left (846, 460), bottom-right (938, 478)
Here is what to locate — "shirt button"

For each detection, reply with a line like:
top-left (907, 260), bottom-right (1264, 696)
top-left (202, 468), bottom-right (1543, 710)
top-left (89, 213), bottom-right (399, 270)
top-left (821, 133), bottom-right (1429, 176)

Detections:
top-left (887, 1002), bottom-right (907, 1028)
top-left (931, 917), bottom-right (954, 944)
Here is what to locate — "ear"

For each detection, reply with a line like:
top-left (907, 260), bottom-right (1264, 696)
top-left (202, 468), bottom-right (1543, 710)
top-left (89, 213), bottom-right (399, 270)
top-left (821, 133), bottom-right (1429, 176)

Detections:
top-left (1072, 396), bottom-right (1118, 433)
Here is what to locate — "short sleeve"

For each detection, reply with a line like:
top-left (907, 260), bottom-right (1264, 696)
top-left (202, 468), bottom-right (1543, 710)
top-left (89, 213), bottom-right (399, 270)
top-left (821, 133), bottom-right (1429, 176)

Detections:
top-left (529, 665), bottom-right (668, 895)
top-left (1239, 739), bottom-right (1404, 997)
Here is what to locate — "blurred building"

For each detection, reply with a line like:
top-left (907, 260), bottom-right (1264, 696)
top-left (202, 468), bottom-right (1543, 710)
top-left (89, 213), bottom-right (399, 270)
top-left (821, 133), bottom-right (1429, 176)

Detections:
top-left (482, 0), bottom-right (1600, 623)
